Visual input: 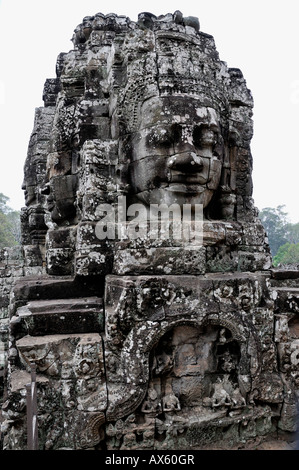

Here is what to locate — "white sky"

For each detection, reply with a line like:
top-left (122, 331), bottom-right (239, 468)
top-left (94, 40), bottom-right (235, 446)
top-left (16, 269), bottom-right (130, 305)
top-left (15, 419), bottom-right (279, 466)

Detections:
top-left (0, 0), bottom-right (298, 221)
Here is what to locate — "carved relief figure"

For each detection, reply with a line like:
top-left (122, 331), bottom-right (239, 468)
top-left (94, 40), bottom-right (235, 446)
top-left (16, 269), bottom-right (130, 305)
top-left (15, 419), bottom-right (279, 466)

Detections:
top-left (127, 324), bottom-right (248, 446)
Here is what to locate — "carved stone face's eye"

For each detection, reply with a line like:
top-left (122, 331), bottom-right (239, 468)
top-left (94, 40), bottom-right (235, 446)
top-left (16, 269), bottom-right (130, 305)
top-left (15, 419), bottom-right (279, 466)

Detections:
top-left (192, 125), bottom-right (202, 148)
top-left (147, 124), bottom-right (184, 149)
top-left (193, 125), bottom-right (217, 148)
top-left (202, 127), bottom-right (217, 146)
top-left (148, 128), bottom-right (173, 148)
top-left (170, 123), bottom-right (182, 144)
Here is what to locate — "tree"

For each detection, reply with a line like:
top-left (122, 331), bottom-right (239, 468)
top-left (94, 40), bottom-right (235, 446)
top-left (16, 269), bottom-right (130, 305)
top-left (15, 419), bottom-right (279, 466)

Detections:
top-left (258, 205), bottom-right (289, 256)
top-left (273, 243), bottom-right (299, 267)
top-left (6, 210), bottom-right (22, 245)
top-left (0, 193), bottom-right (21, 248)
top-left (286, 222), bottom-right (299, 244)
top-left (259, 205), bottom-right (299, 264)
top-left (0, 193), bottom-right (10, 214)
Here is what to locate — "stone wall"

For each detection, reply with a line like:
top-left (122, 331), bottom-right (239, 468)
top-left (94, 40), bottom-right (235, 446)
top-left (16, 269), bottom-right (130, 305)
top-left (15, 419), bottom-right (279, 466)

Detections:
top-left (0, 248), bottom-right (24, 368)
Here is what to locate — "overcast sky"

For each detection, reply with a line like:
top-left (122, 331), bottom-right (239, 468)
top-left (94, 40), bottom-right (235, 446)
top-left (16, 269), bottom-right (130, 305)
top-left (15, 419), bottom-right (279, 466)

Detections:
top-left (0, 0), bottom-right (298, 221)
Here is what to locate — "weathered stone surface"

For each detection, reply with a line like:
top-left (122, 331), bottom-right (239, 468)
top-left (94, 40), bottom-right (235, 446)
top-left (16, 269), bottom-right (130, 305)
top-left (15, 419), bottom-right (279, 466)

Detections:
top-left (1, 11), bottom-right (298, 450)
top-left (2, 335), bottom-right (106, 449)
top-left (11, 297), bottom-right (103, 338)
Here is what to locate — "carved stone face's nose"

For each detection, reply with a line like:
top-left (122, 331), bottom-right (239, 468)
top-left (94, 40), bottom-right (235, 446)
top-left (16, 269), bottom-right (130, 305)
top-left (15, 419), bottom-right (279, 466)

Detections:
top-left (167, 152), bottom-right (204, 173)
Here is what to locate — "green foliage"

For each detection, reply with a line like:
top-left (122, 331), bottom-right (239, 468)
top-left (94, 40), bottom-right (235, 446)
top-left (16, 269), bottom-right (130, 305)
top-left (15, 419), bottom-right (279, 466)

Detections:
top-left (259, 205), bottom-right (289, 256)
top-left (286, 222), bottom-right (299, 244)
top-left (0, 192), bottom-right (21, 248)
top-left (0, 193), bottom-right (10, 214)
top-left (259, 205), bottom-right (299, 266)
top-left (273, 243), bottom-right (299, 267)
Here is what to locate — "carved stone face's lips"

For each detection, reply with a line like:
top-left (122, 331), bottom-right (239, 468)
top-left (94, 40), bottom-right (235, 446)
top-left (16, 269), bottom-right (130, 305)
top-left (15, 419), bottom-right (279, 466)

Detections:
top-left (168, 173), bottom-right (210, 185)
top-left (166, 169), bottom-right (211, 192)
top-left (166, 183), bottom-right (207, 194)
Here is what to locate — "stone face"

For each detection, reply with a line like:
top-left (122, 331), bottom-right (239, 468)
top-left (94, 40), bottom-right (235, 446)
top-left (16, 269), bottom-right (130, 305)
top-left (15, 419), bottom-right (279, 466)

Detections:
top-left (1, 11), bottom-right (298, 450)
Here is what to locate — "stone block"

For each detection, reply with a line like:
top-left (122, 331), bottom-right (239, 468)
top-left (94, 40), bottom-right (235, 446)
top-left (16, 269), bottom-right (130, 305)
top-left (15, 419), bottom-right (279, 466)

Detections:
top-left (23, 244), bottom-right (43, 267)
top-left (46, 248), bottom-right (74, 275)
top-left (278, 402), bottom-right (298, 432)
top-left (75, 246), bottom-right (113, 276)
top-left (237, 249), bottom-right (272, 272)
top-left (13, 297), bottom-right (104, 337)
top-left (113, 245), bottom-right (206, 275)
top-left (206, 246), bottom-right (239, 272)
top-left (46, 227), bottom-right (76, 249)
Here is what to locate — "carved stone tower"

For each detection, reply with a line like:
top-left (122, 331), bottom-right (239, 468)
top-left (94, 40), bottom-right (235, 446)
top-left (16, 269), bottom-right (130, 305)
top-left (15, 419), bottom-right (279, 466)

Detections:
top-left (1, 12), bottom-right (298, 450)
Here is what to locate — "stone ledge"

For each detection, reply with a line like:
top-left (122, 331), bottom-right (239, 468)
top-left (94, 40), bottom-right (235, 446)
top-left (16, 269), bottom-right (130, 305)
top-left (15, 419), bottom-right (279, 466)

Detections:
top-left (11, 297), bottom-right (104, 337)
